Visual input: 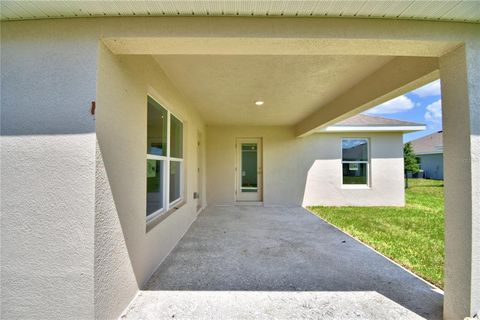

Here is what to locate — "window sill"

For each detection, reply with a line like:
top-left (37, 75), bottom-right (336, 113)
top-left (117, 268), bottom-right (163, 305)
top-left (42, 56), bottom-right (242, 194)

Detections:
top-left (146, 200), bottom-right (186, 233)
top-left (341, 185), bottom-right (371, 190)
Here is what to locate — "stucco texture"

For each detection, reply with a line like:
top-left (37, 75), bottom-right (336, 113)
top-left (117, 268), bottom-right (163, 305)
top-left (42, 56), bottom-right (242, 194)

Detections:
top-left (95, 45), bottom-right (206, 319)
top-left (1, 16), bottom-right (479, 320)
top-left (440, 45), bottom-right (480, 319)
top-left (207, 126), bottom-right (404, 207)
top-left (1, 20), bottom-right (98, 319)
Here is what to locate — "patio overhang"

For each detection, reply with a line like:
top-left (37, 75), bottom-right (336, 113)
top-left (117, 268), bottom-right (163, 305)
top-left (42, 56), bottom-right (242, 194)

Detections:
top-left (99, 23), bottom-right (480, 319)
top-left (102, 31), bottom-right (447, 132)
top-left (2, 13), bottom-right (479, 320)
top-left (103, 37), bottom-right (455, 57)
top-left (100, 20), bottom-right (479, 318)
top-left (295, 56), bottom-right (439, 136)
top-left (97, 22), bottom-right (479, 318)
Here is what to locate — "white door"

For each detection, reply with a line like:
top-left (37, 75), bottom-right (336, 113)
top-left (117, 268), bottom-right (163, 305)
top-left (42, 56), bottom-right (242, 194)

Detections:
top-left (236, 138), bottom-right (262, 202)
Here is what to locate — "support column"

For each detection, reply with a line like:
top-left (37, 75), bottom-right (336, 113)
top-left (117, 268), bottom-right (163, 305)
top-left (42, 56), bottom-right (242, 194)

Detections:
top-left (440, 43), bottom-right (480, 319)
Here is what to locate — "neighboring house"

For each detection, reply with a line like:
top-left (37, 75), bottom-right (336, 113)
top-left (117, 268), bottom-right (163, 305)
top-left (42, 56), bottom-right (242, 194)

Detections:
top-left (410, 131), bottom-right (444, 180)
top-left (1, 4), bottom-right (479, 320)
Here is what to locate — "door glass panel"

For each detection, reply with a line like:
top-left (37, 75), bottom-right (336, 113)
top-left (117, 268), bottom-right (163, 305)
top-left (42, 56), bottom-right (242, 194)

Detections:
top-left (241, 143), bottom-right (257, 193)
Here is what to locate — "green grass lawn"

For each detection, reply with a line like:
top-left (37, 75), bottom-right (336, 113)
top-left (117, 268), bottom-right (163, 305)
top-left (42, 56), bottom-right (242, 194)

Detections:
top-left (308, 178), bottom-right (444, 288)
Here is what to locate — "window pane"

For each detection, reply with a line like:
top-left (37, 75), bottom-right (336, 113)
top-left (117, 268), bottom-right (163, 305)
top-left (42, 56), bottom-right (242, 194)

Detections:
top-left (342, 139), bottom-right (368, 161)
top-left (241, 143), bottom-right (258, 192)
top-left (343, 163), bottom-right (368, 185)
top-left (147, 96), bottom-right (168, 156)
top-left (146, 159), bottom-right (163, 216)
top-left (169, 161), bottom-right (182, 203)
top-left (170, 115), bottom-right (183, 158)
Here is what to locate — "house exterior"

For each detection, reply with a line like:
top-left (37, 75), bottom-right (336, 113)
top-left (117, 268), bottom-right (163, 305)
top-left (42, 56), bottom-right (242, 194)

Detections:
top-left (410, 131), bottom-right (444, 180)
top-left (1, 2), bottom-right (479, 320)
top-left (208, 114), bottom-right (424, 208)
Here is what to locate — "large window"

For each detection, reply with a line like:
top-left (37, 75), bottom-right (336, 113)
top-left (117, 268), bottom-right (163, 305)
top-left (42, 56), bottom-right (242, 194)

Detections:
top-left (342, 138), bottom-right (369, 186)
top-left (146, 96), bottom-right (184, 222)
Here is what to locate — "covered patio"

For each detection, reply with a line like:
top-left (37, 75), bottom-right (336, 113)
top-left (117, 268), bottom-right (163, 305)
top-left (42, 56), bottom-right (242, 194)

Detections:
top-left (123, 206), bottom-right (442, 319)
top-left (1, 6), bottom-right (479, 319)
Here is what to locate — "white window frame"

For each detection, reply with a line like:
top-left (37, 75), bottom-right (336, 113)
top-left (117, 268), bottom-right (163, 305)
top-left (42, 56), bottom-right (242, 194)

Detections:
top-left (341, 138), bottom-right (370, 188)
top-left (146, 95), bottom-right (184, 224)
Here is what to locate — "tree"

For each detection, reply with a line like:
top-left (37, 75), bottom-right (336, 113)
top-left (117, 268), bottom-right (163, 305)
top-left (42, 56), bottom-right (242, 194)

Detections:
top-left (404, 142), bottom-right (420, 188)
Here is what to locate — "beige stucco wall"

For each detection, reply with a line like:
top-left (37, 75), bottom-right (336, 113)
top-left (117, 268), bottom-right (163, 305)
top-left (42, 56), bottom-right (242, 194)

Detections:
top-left (206, 126), bottom-right (404, 207)
top-left (95, 45), bottom-right (206, 319)
top-left (1, 20), bottom-right (98, 320)
top-left (0, 19), bottom-right (206, 319)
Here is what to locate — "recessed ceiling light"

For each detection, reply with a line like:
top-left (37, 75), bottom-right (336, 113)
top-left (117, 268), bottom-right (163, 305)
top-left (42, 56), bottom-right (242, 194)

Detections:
top-left (255, 100), bottom-right (264, 106)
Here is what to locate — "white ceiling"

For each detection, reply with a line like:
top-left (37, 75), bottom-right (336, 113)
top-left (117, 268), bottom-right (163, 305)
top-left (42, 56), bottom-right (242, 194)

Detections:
top-left (1, 0), bottom-right (479, 23)
top-left (154, 55), bottom-right (393, 125)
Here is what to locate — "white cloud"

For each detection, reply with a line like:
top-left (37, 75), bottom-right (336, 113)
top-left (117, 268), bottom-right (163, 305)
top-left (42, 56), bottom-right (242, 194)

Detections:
top-left (411, 80), bottom-right (441, 98)
top-left (365, 95), bottom-right (415, 115)
top-left (425, 99), bottom-right (442, 124)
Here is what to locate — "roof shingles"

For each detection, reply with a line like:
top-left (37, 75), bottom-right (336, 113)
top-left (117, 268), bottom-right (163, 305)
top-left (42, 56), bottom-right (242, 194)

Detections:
top-left (409, 131), bottom-right (443, 154)
top-left (334, 114), bottom-right (423, 127)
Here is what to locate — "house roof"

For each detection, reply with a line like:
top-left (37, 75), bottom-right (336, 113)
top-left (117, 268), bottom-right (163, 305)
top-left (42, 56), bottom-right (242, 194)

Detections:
top-left (409, 131), bottom-right (443, 155)
top-left (1, 1), bottom-right (479, 23)
top-left (319, 114), bottom-right (425, 133)
top-left (334, 114), bottom-right (422, 127)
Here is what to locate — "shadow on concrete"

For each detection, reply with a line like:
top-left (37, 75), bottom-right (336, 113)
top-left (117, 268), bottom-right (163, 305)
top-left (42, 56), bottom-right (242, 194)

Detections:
top-left (143, 206), bottom-right (443, 320)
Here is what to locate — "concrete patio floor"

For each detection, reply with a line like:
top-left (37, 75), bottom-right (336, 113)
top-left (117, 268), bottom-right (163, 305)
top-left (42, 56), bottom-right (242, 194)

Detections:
top-left (123, 206), bottom-right (443, 319)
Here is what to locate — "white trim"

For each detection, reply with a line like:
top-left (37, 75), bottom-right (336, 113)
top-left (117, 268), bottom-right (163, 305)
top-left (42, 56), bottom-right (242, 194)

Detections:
top-left (165, 109), bottom-right (171, 210)
top-left (146, 95), bottom-right (185, 226)
top-left (341, 138), bottom-right (370, 187)
top-left (169, 197), bottom-right (183, 208)
top-left (235, 138), bottom-right (263, 202)
top-left (415, 151), bottom-right (443, 155)
top-left (147, 154), bottom-right (167, 161)
top-left (342, 161), bottom-right (369, 164)
top-left (319, 125), bottom-right (426, 133)
top-left (146, 207), bottom-right (166, 223)
top-left (341, 184), bottom-right (371, 190)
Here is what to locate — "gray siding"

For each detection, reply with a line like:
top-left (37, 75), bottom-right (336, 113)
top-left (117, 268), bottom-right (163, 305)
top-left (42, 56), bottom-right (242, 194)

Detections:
top-left (418, 154), bottom-right (444, 180)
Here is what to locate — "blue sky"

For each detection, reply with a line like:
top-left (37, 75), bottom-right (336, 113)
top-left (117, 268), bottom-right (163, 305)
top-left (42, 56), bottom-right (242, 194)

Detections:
top-left (363, 80), bottom-right (442, 142)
